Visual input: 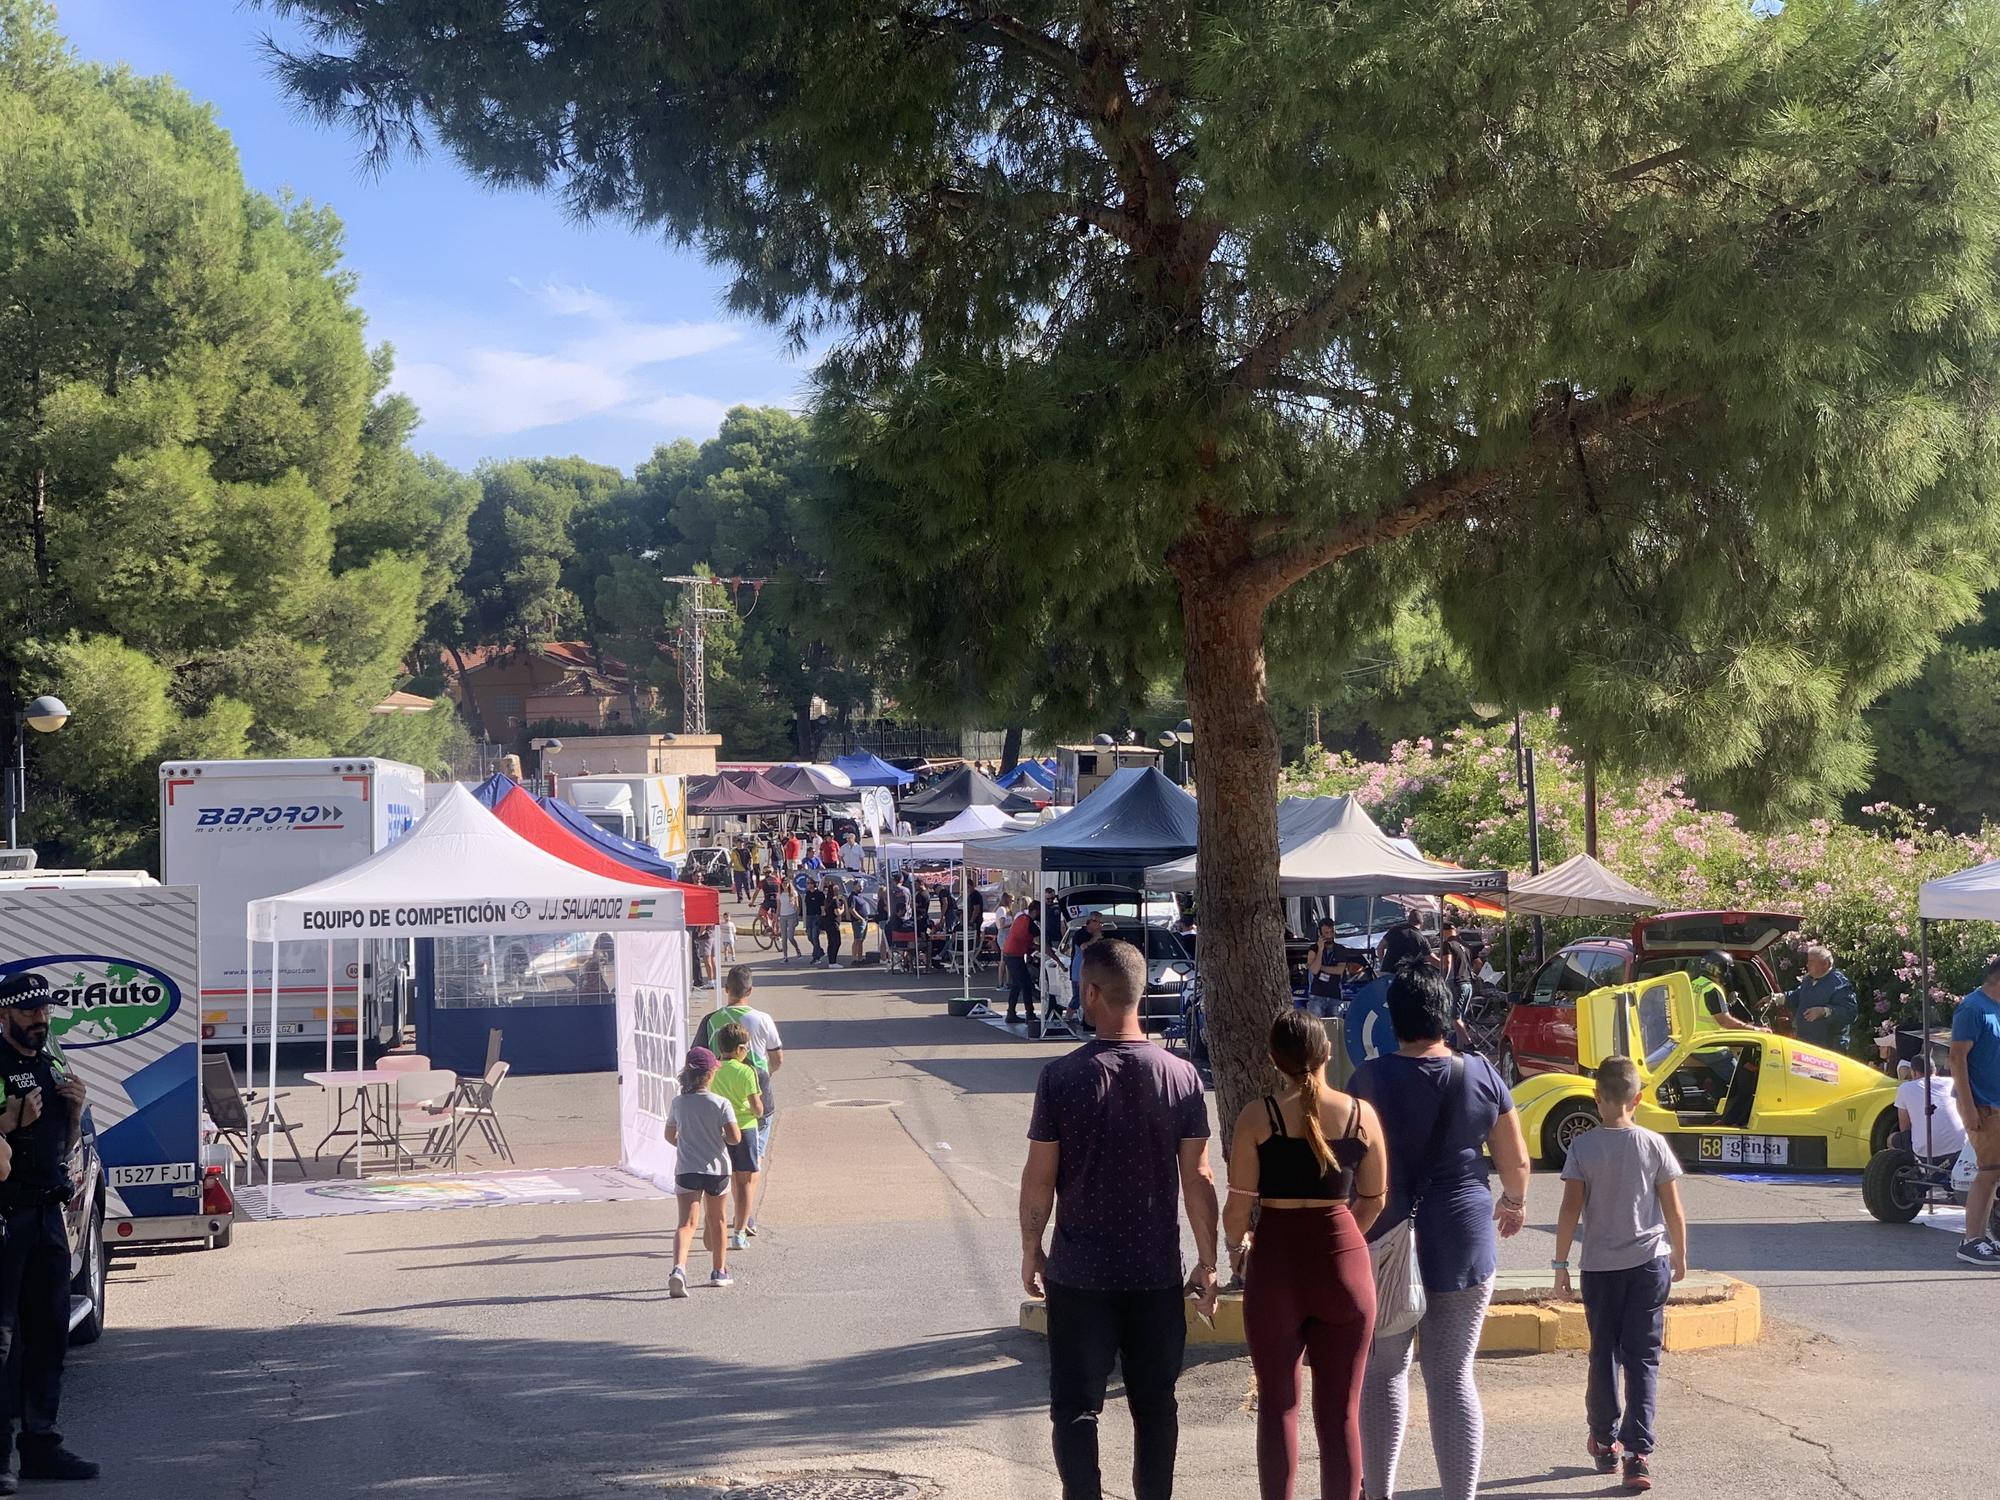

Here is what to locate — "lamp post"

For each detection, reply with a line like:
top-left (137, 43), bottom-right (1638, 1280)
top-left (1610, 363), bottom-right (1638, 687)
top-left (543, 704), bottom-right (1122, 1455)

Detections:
top-left (7, 695), bottom-right (71, 851)
top-left (1472, 700), bottom-right (1544, 968)
top-left (1175, 718), bottom-right (1194, 786)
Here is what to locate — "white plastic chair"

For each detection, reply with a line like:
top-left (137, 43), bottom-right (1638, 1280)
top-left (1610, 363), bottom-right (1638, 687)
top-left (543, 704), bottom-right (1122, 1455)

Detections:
top-left (390, 1068), bottom-right (463, 1170)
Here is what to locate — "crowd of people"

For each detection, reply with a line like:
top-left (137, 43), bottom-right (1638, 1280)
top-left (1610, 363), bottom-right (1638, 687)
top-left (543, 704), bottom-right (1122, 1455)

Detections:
top-left (1020, 947), bottom-right (1687, 1500)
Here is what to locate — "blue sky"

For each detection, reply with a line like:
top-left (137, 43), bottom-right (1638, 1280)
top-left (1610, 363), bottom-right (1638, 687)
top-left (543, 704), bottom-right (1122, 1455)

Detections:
top-left (52, 0), bottom-right (810, 473)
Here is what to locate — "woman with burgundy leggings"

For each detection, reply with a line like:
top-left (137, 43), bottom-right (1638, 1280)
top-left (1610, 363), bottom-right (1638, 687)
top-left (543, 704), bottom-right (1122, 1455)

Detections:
top-left (1226, 1010), bottom-right (1389, 1500)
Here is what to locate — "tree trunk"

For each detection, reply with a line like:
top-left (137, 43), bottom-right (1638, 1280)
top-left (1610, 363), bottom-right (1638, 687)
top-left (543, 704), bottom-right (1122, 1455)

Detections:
top-left (1179, 569), bottom-right (1289, 1165)
top-left (444, 645), bottom-right (488, 742)
top-left (999, 724), bottom-right (1024, 775)
top-left (30, 468), bottom-right (48, 587)
top-left (1583, 752), bottom-right (1599, 857)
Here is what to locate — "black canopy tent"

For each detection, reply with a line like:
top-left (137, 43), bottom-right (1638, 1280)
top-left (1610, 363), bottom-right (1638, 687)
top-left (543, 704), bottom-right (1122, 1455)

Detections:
top-left (899, 765), bottom-right (1040, 828)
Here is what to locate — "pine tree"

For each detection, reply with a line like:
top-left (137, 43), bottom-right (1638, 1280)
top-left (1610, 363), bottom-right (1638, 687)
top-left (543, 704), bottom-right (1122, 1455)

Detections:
top-left (266, 0), bottom-right (2000, 1131)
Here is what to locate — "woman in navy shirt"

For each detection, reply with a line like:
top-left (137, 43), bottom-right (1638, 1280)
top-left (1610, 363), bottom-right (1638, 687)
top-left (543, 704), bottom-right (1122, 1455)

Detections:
top-left (1350, 964), bottom-right (1531, 1500)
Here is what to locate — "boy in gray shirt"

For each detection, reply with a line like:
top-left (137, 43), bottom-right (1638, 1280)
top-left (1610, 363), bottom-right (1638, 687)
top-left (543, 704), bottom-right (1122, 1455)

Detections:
top-left (1552, 1057), bottom-right (1688, 1493)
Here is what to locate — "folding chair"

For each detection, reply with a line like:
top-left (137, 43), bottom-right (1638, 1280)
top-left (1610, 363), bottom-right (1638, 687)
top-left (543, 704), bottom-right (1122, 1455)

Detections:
top-left (390, 1069), bottom-right (464, 1170)
top-left (377, 1054), bottom-right (433, 1075)
top-left (201, 1053), bottom-right (307, 1176)
top-left (451, 1060), bottom-right (515, 1163)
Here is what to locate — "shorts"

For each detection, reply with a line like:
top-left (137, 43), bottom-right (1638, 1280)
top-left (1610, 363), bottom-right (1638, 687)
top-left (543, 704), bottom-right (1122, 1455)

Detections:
top-left (728, 1136), bottom-right (762, 1173)
top-left (1973, 1103), bottom-right (2000, 1167)
top-left (676, 1172), bottom-right (728, 1197)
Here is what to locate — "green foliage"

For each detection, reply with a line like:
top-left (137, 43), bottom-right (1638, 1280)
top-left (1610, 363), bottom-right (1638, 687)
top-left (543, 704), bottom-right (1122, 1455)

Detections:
top-left (1862, 593), bottom-right (2000, 829)
top-left (0, 4), bottom-right (472, 863)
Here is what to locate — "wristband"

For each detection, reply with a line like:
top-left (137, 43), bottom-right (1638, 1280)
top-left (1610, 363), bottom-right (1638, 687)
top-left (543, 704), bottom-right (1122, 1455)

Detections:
top-left (1550, 1259), bottom-right (1570, 1270)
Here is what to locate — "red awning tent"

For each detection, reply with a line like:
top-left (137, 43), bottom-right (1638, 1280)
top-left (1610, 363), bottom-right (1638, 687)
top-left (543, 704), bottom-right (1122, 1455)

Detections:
top-left (489, 784), bottom-right (721, 926)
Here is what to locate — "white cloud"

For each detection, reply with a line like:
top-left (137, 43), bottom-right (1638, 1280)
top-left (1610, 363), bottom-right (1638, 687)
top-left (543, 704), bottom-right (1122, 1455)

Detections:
top-left (386, 279), bottom-right (749, 441)
top-left (628, 394), bottom-right (736, 433)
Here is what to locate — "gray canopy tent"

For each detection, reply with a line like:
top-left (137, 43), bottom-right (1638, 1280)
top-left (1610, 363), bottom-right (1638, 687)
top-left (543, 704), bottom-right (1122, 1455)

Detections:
top-left (1505, 853), bottom-right (1662, 919)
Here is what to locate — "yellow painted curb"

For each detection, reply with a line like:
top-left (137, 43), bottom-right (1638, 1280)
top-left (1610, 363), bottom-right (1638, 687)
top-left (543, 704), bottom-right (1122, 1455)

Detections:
top-left (1017, 1275), bottom-right (1760, 1354)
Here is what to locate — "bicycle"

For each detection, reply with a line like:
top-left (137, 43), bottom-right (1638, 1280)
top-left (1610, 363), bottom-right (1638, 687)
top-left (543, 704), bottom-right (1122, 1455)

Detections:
top-left (747, 907), bottom-right (777, 950)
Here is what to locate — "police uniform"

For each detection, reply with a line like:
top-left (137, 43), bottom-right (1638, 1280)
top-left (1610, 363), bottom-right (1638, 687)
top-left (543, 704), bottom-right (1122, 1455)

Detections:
top-left (0, 973), bottom-right (95, 1485)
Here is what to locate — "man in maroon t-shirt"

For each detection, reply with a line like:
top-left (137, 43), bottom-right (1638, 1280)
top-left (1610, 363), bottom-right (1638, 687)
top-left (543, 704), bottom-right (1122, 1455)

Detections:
top-left (1020, 940), bottom-right (1218, 1500)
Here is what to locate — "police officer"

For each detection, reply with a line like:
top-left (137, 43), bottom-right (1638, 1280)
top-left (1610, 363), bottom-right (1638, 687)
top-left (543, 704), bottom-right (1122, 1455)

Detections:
top-left (0, 973), bottom-right (98, 1488)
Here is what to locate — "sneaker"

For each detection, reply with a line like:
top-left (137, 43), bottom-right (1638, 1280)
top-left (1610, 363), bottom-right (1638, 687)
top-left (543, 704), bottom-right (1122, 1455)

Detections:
top-left (17, 1447), bottom-right (99, 1482)
top-left (745, 1222), bottom-right (760, 1237)
top-left (729, 1231), bottom-right (749, 1250)
top-left (1957, 1237), bottom-right (2000, 1267)
top-left (1588, 1437), bottom-right (1620, 1474)
top-left (1622, 1454), bottom-right (1652, 1492)
top-left (669, 1266), bottom-right (689, 1299)
top-left (0, 1470), bottom-right (18, 1496)
top-left (710, 1269), bottom-right (734, 1288)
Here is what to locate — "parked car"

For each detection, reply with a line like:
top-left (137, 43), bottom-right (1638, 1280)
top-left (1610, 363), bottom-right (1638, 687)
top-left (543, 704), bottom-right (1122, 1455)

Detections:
top-left (1057, 915), bottom-right (1195, 1020)
top-left (1498, 910), bottom-right (1800, 1083)
top-left (1514, 969), bottom-right (1897, 1170)
top-left (45, 1036), bottom-right (107, 1346)
top-left (680, 845), bottom-right (733, 888)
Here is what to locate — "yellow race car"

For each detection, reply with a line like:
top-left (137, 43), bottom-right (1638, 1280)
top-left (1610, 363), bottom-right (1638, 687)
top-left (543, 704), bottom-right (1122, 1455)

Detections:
top-left (1513, 971), bottom-right (1900, 1171)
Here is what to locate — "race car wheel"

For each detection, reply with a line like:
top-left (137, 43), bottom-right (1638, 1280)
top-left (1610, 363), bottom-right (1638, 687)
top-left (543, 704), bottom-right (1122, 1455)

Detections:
top-left (1497, 1040), bottom-right (1521, 1086)
top-left (1861, 1148), bottom-right (1925, 1223)
top-left (1869, 1107), bottom-right (1899, 1157)
top-left (1542, 1100), bottom-right (1600, 1168)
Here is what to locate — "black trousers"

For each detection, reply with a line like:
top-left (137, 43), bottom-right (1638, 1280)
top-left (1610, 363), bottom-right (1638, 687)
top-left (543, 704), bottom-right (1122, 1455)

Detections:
top-left (1005, 956), bottom-right (1034, 1019)
top-left (0, 1205), bottom-right (70, 1455)
top-left (1045, 1281), bottom-right (1187, 1500)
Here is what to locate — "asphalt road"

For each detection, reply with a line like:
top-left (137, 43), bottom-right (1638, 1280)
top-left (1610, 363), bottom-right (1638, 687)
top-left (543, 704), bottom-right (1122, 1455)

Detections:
top-left (61, 940), bottom-right (2000, 1499)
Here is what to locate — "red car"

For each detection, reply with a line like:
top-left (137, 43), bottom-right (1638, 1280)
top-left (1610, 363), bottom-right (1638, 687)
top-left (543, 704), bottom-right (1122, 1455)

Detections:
top-left (1497, 911), bottom-right (1802, 1083)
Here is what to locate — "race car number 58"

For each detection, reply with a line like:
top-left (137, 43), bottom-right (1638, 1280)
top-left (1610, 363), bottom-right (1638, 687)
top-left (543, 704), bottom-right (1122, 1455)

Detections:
top-left (107, 1163), bottom-right (196, 1188)
top-left (1697, 1135), bottom-right (1790, 1166)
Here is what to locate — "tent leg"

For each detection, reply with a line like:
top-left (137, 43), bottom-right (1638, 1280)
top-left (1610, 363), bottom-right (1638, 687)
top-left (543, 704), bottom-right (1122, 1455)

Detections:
top-left (961, 859), bottom-right (970, 1010)
top-left (1504, 900), bottom-right (1514, 992)
top-left (357, 938), bottom-right (367, 1075)
top-left (267, 950), bottom-right (280, 1193)
top-left (1918, 917), bottom-right (1934, 1175)
top-left (324, 940), bottom-right (334, 1077)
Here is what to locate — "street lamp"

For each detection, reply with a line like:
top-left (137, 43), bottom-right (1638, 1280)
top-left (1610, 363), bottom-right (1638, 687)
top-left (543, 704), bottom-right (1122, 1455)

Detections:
top-left (7, 695), bottom-right (71, 851)
top-left (1172, 719), bottom-right (1194, 784)
top-left (1471, 699), bottom-right (1542, 967)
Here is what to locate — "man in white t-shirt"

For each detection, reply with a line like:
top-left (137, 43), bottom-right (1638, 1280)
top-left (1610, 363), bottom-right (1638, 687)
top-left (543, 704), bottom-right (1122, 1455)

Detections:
top-left (840, 835), bottom-right (864, 872)
top-left (697, 966), bottom-right (786, 1232)
top-left (1896, 1057), bottom-right (1966, 1159)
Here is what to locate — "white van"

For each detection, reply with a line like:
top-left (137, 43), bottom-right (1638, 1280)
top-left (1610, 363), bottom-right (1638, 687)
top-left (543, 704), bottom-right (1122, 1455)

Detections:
top-left (556, 773), bottom-right (687, 860)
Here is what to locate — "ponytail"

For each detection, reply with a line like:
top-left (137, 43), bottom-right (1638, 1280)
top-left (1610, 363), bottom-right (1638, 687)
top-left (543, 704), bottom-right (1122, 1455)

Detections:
top-left (1268, 1009), bottom-right (1335, 1171)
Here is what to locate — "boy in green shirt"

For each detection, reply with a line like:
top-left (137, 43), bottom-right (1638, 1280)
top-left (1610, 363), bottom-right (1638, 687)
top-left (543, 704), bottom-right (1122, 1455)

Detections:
top-left (710, 1023), bottom-right (765, 1250)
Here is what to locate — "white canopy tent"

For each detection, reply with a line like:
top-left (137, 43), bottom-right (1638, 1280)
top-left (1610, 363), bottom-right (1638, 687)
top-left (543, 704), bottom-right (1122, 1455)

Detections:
top-left (872, 804), bottom-right (1033, 1012)
top-left (243, 785), bottom-right (688, 1191)
top-left (1148, 795), bottom-right (1508, 898)
top-left (1917, 860), bottom-right (2000, 922)
top-left (1506, 853), bottom-right (1662, 919)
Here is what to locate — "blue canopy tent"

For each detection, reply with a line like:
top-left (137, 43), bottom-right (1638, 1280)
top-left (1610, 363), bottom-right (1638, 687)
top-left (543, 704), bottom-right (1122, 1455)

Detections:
top-left (830, 750), bottom-right (916, 788)
top-left (997, 760), bottom-right (1055, 792)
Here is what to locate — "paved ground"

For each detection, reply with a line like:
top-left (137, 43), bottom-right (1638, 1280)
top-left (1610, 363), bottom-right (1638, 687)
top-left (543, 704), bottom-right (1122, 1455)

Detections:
top-left (64, 924), bottom-right (2000, 1498)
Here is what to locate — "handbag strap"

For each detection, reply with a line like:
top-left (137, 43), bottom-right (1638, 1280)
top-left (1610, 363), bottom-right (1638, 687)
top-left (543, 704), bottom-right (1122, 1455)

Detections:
top-left (1406, 1054), bottom-right (1465, 1220)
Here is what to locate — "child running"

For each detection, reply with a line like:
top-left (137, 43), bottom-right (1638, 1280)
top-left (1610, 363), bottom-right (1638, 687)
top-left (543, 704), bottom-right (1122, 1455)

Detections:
top-left (1551, 1056), bottom-right (1689, 1492)
top-left (708, 1023), bottom-right (766, 1250)
top-left (663, 1045), bottom-right (741, 1296)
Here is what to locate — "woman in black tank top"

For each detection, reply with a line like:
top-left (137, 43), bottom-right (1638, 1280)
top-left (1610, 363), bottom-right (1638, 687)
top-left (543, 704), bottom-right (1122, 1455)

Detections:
top-left (1225, 1010), bottom-right (1389, 1500)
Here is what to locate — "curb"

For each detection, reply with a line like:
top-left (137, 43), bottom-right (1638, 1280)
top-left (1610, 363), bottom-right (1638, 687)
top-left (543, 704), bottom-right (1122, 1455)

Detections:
top-left (1017, 1273), bottom-right (1761, 1354)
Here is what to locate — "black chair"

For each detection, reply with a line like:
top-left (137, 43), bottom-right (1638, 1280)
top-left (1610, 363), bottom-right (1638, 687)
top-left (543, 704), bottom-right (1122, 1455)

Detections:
top-left (202, 1053), bottom-right (306, 1176)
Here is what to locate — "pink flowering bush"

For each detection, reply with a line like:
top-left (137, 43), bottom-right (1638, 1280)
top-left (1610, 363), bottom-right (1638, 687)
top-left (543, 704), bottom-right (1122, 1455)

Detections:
top-left (1283, 721), bottom-right (2000, 1054)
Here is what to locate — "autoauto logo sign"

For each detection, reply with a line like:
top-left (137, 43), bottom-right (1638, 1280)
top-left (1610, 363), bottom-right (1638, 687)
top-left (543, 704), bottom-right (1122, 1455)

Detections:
top-left (0, 954), bottom-right (182, 1049)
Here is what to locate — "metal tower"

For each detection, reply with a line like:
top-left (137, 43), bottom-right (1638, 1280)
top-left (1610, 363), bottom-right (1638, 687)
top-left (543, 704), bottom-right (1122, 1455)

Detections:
top-left (663, 575), bottom-right (764, 734)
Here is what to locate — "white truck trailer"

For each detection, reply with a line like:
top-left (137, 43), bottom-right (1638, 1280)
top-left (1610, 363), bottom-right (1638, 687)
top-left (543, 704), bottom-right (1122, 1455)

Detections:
top-left (159, 758), bottom-right (425, 1050)
top-left (555, 773), bottom-right (688, 860)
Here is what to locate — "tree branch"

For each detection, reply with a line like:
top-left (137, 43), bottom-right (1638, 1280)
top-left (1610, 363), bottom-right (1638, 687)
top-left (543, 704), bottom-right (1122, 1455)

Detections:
top-left (1261, 374), bottom-right (1478, 447)
top-left (1237, 390), bottom-right (1702, 602)
top-left (1226, 263), bottom-right (1373, 399)
top-left (1607, 144), bottom-right (1696, 183)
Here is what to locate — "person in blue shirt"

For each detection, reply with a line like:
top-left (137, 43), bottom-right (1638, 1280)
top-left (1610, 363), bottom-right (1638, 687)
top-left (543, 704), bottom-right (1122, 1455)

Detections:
top-left (1785, 944), bottom-right (1858, 1051)
top-left (1951, 957), bottom-right (2000, 1268)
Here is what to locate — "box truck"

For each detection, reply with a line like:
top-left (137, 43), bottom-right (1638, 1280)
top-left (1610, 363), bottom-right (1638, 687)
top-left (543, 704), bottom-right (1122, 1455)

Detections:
top-left (159, 758), bottom-right (425, 1050)
top-left (556, 773), bottom-right (688, 861)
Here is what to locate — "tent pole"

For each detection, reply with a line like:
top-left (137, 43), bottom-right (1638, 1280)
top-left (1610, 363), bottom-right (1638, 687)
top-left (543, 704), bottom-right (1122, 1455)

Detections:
top-left (1918, 916), bottom-right (1934, 1171)
top-left (1504, 897), bottom-right (1514, 993)
top-left (324, 940), bottom-right (335, 1075)
top-left (267, 949), bottom-right (280, 1192)
top-left (961, 857), bottom-right (970, 1011)
top-left (1037, 864), bottom-right (1046, 1031)
top-left (247, 933), bottom-right (266, 1201)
